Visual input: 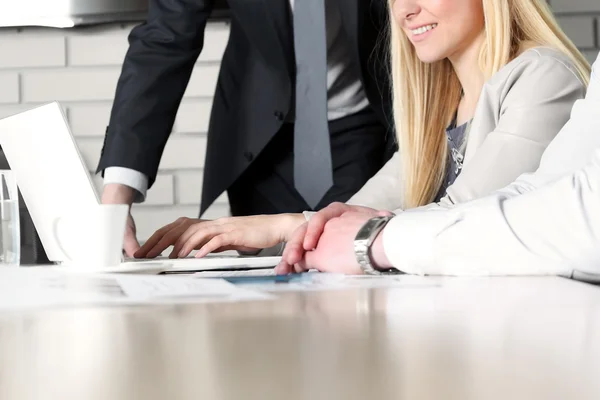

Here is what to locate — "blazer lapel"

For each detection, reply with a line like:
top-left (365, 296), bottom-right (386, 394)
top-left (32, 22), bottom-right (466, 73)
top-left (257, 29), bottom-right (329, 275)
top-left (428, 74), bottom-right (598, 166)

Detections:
top-left (261, 0), bottom-right (294, 78)
top-left (228, 0), bottom-right (292, 80)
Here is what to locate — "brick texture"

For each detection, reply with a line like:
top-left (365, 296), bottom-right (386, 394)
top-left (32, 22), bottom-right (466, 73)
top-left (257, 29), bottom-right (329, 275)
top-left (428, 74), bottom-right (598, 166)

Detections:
top-left (551, 0), bottom-right (600, 13)
top-left (551, 0), bottom-right (600, 62)
top-left (0, 36), bottom-right (65, 68)
top-left (0, 73), bottom-right (20, 103)
top-left (0, 4), bottom-right (598, 241)
top-left (0, 21), bottom-right (229, 242)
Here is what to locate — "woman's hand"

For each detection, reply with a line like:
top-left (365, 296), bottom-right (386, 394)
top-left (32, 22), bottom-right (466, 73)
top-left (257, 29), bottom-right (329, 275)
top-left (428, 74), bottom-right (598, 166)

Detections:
top-left (134, 214), bottom-right (306, 259)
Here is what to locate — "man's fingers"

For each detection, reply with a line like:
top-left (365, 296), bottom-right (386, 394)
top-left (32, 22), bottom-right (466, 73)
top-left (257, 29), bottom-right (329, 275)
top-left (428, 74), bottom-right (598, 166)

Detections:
top-left (274, 261), bottom-right (293, 275)
top-left (377, 210), bottom-right (394, 217)
top-left (123, 232), bottom-right (141, 258)
top-left (282, 223), bottom-right (308, 264)
top-left (283, 243), bottom-right (303, 266)
top-left (303, 203), bottom-right (347, 250)
top-left (293, 262), bottom-right (308, 274)
top-left (301, 249), bottom-right (320, 271)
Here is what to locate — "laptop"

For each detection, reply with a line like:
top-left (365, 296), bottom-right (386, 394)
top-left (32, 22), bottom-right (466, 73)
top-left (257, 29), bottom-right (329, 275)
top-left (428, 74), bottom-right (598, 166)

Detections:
top-left (0, 102), bottom-right (280, 272)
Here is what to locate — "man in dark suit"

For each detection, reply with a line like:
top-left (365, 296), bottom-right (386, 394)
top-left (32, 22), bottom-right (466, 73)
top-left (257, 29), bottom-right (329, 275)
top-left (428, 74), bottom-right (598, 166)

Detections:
top-left (98, 0), bottom-right (395, 256)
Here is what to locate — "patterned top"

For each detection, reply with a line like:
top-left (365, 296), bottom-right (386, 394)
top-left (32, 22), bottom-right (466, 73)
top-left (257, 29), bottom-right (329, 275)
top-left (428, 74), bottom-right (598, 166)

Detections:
top-left (434, 119), bottom-right (471, 202)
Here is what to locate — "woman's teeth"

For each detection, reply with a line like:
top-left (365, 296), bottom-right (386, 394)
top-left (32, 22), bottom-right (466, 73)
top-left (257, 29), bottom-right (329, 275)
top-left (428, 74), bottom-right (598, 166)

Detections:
top-left (412, 24), bottom-right (438, 36)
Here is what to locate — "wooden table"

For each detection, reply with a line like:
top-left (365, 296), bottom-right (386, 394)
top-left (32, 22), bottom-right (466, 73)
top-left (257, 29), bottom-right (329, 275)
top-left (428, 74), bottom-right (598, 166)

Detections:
top-left (0, 276), bottom-right (599, 400)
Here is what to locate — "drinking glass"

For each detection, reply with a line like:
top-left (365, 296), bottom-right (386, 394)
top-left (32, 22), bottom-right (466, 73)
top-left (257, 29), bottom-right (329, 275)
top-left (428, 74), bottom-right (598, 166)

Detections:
top-left (0, 170), bottom-right (20, 266)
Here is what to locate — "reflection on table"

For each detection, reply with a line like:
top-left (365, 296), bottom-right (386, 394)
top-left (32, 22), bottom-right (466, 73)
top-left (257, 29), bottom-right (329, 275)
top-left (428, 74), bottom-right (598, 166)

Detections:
top-left (0, 276), bottom-right (599, 400)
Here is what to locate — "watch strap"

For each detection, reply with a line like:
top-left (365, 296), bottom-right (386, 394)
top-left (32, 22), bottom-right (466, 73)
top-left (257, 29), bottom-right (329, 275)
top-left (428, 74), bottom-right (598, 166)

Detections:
top-left (354, 216), bottom-right (396, 275)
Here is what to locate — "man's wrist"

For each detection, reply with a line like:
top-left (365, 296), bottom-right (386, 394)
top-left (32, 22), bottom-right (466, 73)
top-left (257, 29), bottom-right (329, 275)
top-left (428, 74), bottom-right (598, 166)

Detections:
top-left (370, 231), bottom-right (392, 270)
top-left (101, 183), bottom-right (135, 206)
top-left (354, 216), bottom-right (395, 274)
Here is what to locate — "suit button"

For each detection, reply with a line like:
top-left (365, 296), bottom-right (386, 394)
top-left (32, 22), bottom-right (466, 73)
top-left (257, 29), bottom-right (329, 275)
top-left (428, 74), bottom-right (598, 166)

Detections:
top-left (273, 111), bottom-right (284, 121)
top-left (244, 151), bottom-right (254, 162)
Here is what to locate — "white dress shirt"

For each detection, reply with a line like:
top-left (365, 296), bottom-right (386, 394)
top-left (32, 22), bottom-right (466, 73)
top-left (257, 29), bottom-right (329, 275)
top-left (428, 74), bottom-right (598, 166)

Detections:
top-left (104, 0), bottom-right (368, 201)
top-left (383, 52), bottom-right (600, 281)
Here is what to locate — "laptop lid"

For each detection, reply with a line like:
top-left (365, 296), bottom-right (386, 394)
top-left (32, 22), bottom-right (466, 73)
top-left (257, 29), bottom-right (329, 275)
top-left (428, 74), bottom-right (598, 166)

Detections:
top-left (0, 102), bottom-right (99, 263)
top-left (0, 102), bottom-right (281, 270)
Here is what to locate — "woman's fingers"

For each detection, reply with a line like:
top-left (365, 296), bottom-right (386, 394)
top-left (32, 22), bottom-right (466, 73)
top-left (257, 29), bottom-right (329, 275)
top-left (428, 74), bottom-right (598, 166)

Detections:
top-left (177, 225), bottom-right (224, 258)
top-left (198, 236), bottom-right (257, 257)
top-left (196, 231), bottom-right (241, 257)
top-left (135, 222), bottom-right (176, 257)
top-left (144, 226), bottom-right (188, 258)
top-left (145, 231), bottom-right (182, 258)
top-left (136, 218), bottom-right (191, 258)
top-left (170, 221), bottom-right (214, 258)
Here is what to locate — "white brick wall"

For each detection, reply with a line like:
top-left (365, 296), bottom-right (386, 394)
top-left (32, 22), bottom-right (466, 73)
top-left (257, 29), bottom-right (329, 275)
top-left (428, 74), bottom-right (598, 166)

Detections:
top-left (0, 72), bottom-right (19, 103)
top-left (0, 22), bottom-right (230, 241)
top-left (551, 0), bottom-right (600, 62)
top-left (0, 2), bottom-right (598, 242)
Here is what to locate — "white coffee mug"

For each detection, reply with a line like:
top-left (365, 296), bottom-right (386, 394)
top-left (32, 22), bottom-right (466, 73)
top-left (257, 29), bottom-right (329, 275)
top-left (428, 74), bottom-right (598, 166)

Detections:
top-left (52, 204), bottom-right (129, 267)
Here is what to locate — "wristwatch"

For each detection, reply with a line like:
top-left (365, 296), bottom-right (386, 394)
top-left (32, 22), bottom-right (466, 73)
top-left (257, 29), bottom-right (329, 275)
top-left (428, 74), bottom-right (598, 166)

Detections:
top-left (354, 216), bottom-right (398, 275)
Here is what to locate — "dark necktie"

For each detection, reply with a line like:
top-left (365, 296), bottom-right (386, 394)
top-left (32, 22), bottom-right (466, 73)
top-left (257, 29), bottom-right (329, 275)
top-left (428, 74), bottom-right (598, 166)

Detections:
top-left (293, 0), bottom-right (333, 209)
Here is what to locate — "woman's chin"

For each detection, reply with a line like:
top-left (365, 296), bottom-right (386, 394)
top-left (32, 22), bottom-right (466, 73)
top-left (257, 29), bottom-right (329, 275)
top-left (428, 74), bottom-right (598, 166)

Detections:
top-left (415, 49), bottom-right (446, 64)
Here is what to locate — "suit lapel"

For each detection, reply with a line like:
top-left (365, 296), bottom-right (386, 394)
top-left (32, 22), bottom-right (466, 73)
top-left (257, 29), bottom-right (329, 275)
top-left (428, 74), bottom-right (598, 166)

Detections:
top-left (228, 0), bottom-right (292, 80)
top-left (261, 0), bottom-right (294, 78)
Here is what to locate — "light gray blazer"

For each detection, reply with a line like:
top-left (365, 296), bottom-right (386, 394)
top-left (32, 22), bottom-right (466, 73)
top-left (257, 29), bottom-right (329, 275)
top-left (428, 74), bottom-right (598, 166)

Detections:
top-left (346, 47), bottom-right (587, 213)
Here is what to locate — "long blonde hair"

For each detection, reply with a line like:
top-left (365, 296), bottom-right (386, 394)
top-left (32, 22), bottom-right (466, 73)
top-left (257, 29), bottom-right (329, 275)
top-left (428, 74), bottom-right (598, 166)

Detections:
top-left (388, 0), bottom-right (591, 209)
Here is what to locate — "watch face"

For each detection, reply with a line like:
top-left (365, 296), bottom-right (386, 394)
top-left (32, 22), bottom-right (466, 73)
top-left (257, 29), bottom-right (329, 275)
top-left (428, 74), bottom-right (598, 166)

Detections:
top-left (357, 218), bottom-right (382, 240)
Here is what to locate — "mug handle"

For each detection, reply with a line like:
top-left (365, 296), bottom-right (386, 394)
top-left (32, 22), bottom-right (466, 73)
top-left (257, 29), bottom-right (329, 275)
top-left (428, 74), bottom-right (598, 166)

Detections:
top-left (52, 216), bottom-right (73, 263)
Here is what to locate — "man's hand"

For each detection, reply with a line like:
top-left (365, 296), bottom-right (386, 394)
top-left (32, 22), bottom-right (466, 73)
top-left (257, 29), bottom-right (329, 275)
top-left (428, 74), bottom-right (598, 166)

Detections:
top-left (123, 213), bottom-right (140, 257)
top-left (101, 183), bottom-right (140, 257)
top-left (275, 202), bottom-right (392, 273)
top-left (276, 211), bottom-right (393, 275)
top-left (302, 202), bottom-right (392, 250)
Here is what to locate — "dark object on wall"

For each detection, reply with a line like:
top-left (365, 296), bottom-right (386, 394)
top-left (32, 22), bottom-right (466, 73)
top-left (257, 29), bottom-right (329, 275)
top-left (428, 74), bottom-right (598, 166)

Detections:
top-left (0, 149), bottom-right (51, 265)
top-left (0, 0), bottom-right (230, 29)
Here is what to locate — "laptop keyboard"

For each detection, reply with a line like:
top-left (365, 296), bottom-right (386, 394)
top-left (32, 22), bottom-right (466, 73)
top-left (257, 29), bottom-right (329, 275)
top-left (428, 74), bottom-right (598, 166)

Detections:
top-left (193, 269), bottom-right (277, 278)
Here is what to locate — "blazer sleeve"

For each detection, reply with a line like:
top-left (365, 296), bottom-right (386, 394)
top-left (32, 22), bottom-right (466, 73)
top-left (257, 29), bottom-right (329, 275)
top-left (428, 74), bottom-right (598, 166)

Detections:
top-left (438, 51), bottom-right (587, 208)
top-left (96, 0), bottom-right (215, 189)
top-left (345, 151), bottom-right (405, 211)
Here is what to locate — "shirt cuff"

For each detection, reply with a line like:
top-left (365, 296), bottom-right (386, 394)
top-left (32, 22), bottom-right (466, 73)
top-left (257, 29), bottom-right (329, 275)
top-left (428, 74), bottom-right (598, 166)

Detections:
top-left (103, 167), bottom-right (148, 203)
top-left (382, 209), bottom-right (458, 275)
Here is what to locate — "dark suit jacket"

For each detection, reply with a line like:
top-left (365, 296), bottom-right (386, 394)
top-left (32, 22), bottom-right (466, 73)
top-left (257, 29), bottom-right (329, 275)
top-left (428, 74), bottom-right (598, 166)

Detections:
top-left (97, 0), bottom-right (392, 215)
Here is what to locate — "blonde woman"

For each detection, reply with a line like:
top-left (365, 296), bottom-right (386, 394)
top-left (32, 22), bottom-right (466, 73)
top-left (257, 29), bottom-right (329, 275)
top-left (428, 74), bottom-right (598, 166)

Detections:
top-left (136, 0), bottom-right (590, 260)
